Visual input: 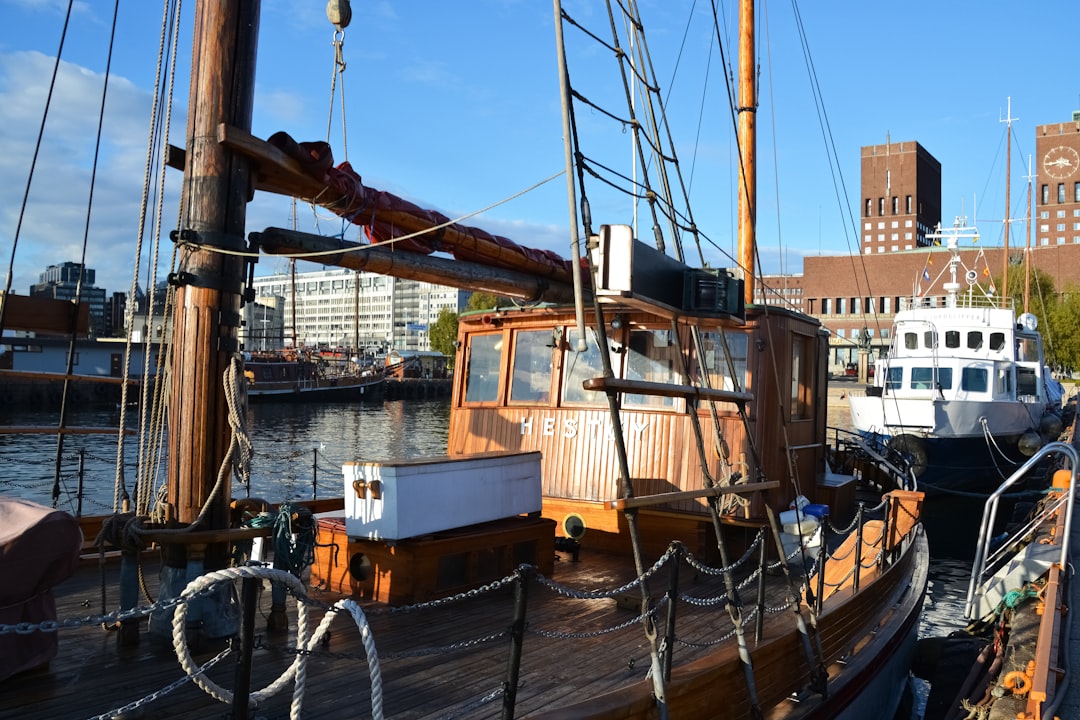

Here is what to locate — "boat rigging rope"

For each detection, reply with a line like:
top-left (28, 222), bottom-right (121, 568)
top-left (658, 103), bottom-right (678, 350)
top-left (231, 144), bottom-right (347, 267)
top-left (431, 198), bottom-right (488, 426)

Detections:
top-left (49, 0), bottom-right (120, 512)
top-left (0, 0), bottom-right (73, 333)
top-left (171, 565), bottom-right (384, 720)
top-left (980, 417), bottom-right (1021, 480)
top-left (130, 0), bottom-right (185, 518)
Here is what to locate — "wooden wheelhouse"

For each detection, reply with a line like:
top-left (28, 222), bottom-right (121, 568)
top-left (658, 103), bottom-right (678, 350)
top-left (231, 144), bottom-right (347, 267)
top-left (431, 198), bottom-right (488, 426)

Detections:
top-left (447, 299), bottom-right (831, 559)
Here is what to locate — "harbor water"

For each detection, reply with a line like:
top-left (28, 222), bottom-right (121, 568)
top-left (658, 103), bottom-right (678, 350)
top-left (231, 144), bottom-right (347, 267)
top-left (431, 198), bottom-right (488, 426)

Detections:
top-left (0, 399), bottom-right (451, 514)
top-left (3, 391), bottom-right (972, 717)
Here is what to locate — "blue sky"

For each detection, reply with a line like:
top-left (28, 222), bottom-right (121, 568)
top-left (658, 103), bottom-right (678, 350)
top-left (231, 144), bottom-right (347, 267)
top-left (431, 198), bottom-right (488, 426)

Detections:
top-left (1, 0), bottom-right (1078, 298)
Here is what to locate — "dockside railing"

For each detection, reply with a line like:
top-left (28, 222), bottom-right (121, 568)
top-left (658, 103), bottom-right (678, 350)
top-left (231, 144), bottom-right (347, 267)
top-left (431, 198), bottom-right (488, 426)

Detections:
top-left (964, 441), bottom-right (1078, 621)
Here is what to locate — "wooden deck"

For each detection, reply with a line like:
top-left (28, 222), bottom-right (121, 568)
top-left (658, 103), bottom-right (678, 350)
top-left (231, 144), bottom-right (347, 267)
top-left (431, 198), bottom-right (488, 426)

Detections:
top-left (6, 541), bottom-right (822, 719)
top-left (3, 489), bottom-right (928, 719)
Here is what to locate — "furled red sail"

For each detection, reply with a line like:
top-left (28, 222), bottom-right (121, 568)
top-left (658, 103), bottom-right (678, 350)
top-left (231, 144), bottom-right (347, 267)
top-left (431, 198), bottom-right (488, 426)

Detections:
top-left (267, 132), bottom-right (575, 283)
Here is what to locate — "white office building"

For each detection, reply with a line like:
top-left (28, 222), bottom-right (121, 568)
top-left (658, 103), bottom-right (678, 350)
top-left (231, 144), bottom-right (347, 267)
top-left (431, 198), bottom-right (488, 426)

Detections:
top-left (247, 267), bottom-right (468, 354)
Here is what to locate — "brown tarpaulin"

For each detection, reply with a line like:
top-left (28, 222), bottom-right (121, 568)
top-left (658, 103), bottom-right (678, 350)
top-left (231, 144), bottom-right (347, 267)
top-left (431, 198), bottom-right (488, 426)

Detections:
top-left (0, 498), bottom-right (82, 682)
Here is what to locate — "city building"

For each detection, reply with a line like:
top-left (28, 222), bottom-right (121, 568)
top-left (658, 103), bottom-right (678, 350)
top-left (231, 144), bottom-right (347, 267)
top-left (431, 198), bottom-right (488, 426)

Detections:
top-left (860, 140), bottom-right (941, 253)
top-left (249, 267), bottom-right (469, 353)
top-left (1035, 114), bottom-right (1080, 247)
top-left (29, 261), bottom-right (107, 337)
top-left (763, 120), bottom-right (1080, 373)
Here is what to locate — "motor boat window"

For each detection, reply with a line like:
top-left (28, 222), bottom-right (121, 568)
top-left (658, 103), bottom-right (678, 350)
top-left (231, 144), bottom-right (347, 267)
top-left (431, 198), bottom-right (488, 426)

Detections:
top-left (966, 331), bottom-right (983, 350)
top-left (1016, 336), bottom-right (1041, 362)
top-left (886, 366), bottom-right (902, 391)
top-left (509, 330), bottom-right (553, 404)
top-left (996, 366), bottom-right (1013, 395)
top-left (911, 367), bottom-right (934, 390)
top-left (465, 333), bottom-right (503, 403)
top-left (904, 332), bottom-right (918, 350)
top-left (937, 367), bottom-right (953, 390)
top-left (945, 331), bottom-right (960, 348)
top-left (989, 332), bottom-right (1005, 351)
top-left (961, 366), bottom-right (988, 393)
top-left (1017, 366), bottom-right (1038, 396)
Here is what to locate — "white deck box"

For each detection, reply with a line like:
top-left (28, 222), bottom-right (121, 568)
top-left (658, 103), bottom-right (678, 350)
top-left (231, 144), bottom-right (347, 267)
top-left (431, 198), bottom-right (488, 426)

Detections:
top-left (343, 451), bottom-right (543, 540)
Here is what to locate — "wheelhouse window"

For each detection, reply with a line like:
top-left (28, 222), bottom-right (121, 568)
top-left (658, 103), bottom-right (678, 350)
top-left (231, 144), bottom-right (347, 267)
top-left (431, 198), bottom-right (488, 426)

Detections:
top-left (911, 367), bottom-right (952, 390)
top-left (509, 329), bottom-right (553, 403)
top-left (966, 331), bottom-right (983, 350)
top-left (923, 330), bottom-right (937, 349)
top-left (886, 366), bottom-right (902, 391)
top-left (1017, 366), bottom-right (1038, 396)
top-left (910, 367), bottom-right (934, 390)
top-left (623, 329), bottom-right (680, 408)
top-left (1016, 336), bottom-right (1040, 362)
top-left (464, 333), bottom-right (503, 403)
top-left (961, 367), bottom-right (988, 393)
top-left (904, 332), bottom-right (918, 350)
top-left (562, 327), bottom-right (606, 406)
top-left (989, 332), bottom-right (1005, 351)
top-left (790, 334), bottom-right (814, 420)
top-left (945, 331), bottom-right (960, 348)
top-left (699, 331), bottom-right (748, 392)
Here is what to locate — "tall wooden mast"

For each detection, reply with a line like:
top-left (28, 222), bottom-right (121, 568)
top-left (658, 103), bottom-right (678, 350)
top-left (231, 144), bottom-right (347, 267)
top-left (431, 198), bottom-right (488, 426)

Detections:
top-left (167, 0), bottom-right (260, 555)
top-left (737, 0), bottom-right (756, 306)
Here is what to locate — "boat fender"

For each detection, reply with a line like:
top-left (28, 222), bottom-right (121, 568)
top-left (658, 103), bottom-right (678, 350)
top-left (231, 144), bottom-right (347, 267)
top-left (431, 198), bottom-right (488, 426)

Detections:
top-left (1017, 430), bottom-right (1043, 457)
top-left (887, 434), bottom-right (928, 477)
top-left (1039, 412), bottom-right (1063, 439)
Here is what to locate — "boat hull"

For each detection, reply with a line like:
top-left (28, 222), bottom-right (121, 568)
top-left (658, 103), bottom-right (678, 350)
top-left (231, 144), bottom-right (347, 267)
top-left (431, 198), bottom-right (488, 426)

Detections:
top-left (526, 530), bottom-right (929, 719)
top-left (246, 377), bottom-right (384, 402)
top-left (848, 393), bottom-right (1045, 489)
top-left (848, 393), bottom-right (1042, 441)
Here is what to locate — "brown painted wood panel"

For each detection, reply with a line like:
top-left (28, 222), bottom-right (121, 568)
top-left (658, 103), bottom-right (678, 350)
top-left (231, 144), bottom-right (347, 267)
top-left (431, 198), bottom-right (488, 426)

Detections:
top-left (0, 293), bottom-right (90, 336)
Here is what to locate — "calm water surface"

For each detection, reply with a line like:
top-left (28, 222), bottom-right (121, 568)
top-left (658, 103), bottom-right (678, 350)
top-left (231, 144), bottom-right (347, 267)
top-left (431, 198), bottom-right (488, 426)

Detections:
top-left (0, 399), bottom-right (450, 513)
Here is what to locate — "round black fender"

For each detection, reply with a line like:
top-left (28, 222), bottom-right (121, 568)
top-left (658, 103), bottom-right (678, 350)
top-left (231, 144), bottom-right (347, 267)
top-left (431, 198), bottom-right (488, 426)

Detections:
top-left (888, 433), bottom-right (929, 477)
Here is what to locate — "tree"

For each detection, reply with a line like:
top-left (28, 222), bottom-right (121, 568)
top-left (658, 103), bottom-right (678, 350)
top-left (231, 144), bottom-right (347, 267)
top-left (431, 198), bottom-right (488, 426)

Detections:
top-left (465, 292), bottom-right (513, 312)
top-left (428, 307), bottom-right (459, 365)
top-left (1046, 284), bottom-right (1080, 372)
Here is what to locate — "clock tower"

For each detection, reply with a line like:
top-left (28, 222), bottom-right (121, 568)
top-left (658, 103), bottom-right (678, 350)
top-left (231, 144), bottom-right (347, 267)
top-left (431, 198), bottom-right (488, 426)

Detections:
top-left (1035, 116), bottom-right (1080, 246)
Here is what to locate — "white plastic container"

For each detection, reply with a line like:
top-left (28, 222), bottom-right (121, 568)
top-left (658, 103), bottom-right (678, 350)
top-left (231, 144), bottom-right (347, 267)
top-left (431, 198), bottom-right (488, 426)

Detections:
top-left (343, 451), bottom-right (542, 540)
top-left (781, 514), bottom-right (819, 537)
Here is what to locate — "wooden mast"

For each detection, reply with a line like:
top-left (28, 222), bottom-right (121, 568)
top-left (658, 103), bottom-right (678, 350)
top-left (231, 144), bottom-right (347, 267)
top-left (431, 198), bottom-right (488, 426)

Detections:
top-left (167, 0), bottom-right (259, 555)
top-left (737, 0), bottom-right (756, 306)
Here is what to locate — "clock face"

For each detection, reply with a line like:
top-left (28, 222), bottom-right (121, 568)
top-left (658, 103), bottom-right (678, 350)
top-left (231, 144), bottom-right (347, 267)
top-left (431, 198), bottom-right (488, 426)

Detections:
top-left (1043, 145), bottom-right (1079, 180)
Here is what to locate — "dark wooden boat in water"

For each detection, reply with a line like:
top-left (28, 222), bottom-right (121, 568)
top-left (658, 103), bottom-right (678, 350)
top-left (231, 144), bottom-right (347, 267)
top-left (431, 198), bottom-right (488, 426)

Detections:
top-left (0, 1), bottom-right (929, 718)
top-left (243, 349), bottom-right (384, 402)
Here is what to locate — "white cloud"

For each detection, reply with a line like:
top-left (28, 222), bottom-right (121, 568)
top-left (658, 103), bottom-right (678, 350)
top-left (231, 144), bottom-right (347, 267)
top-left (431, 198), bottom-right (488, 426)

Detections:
top-left (0, 48), bottom-right (184, 296)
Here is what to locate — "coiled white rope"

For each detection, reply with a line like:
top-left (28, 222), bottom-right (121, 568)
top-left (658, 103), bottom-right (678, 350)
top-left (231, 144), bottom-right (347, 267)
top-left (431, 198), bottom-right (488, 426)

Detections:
top-left (171, 565), bottom-right (383, 720)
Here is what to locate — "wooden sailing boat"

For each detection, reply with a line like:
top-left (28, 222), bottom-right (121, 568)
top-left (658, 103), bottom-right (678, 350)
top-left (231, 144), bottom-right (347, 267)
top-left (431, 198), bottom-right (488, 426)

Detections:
top-left (2, 1), bottom-right (928, 718)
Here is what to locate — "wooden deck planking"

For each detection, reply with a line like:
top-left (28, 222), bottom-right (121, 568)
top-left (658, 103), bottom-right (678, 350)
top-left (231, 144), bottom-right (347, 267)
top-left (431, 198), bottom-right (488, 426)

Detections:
top-left (2, 542), bottom-right (879, 719)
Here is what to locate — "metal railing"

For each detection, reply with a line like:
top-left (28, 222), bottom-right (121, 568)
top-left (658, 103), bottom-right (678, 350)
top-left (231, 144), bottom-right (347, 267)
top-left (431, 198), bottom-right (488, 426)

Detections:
top-left (963, 441), bottom-right (1078, 620)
